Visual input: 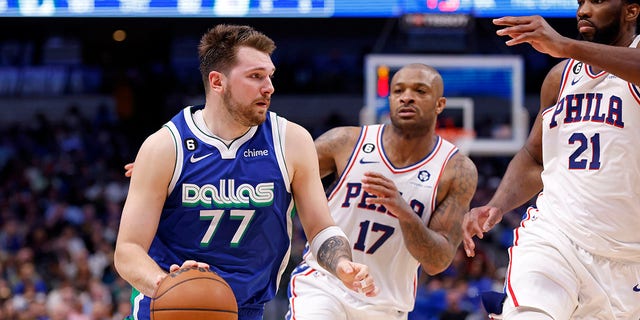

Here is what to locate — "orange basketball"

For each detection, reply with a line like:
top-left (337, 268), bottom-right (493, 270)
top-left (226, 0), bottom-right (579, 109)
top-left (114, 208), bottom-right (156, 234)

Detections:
top-left (151, 267), bottom-right (238, 320)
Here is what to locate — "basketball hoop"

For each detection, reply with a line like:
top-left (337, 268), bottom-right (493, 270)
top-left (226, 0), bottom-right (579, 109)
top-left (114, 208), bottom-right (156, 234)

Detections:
top-left (436, 127), bottom-right (476, 156)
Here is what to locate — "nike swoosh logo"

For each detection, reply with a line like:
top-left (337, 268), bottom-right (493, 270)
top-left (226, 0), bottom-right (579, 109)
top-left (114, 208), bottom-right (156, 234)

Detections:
top-left (634, 284), bottom-right (640, 292)
top-left (190, 153), bottom-right (213, 163)
top-left (359, 158), bottom-right (379, 164)
top-left (571, 76), bottom-right (582, 85)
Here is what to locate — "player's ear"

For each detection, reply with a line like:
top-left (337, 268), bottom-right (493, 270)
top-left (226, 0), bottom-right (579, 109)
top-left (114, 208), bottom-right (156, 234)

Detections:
top-left (435, 97), bottom-right (447, 115)
top-left (624, 1), bottom-right (640, 23)
top-left (208, 71), bottom-right (225, 93)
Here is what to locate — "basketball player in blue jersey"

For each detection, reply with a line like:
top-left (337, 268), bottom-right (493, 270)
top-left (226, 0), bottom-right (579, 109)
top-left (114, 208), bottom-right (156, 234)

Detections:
top-left (286, 64), bottom-right (478, 319)
top-left (463, 2), bottom-right (640, 319)
top-left (114, 24), bottom-right (377, 320)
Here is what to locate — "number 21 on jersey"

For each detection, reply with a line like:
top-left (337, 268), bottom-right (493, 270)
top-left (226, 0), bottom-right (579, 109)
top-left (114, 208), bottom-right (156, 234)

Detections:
top-left (569, 132), bottom-right (601, 170)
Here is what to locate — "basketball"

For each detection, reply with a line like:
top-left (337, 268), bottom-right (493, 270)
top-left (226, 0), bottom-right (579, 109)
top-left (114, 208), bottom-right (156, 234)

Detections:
top-left (151, 267), bottom-right (238, 320)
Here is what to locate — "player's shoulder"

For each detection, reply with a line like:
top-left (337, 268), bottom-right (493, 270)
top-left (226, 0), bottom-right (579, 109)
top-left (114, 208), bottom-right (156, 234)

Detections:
top-left (316, 126), bottom-right (362, 145)
top-left (539, 59), bottom-right (571, 109)
top-left (313, 126), bottom-right (363, 157)
top-left (435, 150), bottom-right (477, 205)
top-left (450, 151), bottom-right (477, 176)
top-left (284, 120), bottom-right (313, 142)
top-left (131, 127), bottom-right (177, 181)
top-left (544, 59), bottom-right (570, 84)
top-left (444, 151), bottom-right (478, 190)
top-left (140, 127), bottom-right (175, 155)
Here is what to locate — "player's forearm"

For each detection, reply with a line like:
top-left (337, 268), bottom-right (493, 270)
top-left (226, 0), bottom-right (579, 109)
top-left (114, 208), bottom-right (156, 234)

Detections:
top-left (488, 149), bottom-right (543, 214)
top-left (565, 39), bottom-right (640, 85)
top-left (400, 217), bottom-right (455, 275)
top-left (316, 236), bottom-right (353, 276)
top-left (114, 242), bottom-right (166, 297)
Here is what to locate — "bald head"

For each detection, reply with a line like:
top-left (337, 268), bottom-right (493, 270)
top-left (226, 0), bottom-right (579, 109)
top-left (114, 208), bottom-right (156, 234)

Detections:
top-left (391, 63), bottom-right (444, 97)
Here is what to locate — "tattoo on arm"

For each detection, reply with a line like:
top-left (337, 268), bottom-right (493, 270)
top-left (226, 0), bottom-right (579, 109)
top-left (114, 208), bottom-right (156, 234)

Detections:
top-left (315, 127), bottom-right (360, 178)
top-left (430, 155), bottom-right (476, 248)
top-left (315, 127), bottom-right (345, 158)
top-left (404, 154), bottom-right (476, 274)
top-left (317, 236), bottom-right (352, 275)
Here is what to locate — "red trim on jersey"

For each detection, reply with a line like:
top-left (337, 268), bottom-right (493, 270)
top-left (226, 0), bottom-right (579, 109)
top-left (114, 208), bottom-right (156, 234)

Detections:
top-left (557, 59), bottom-right (574, 102)
top-left (585, 64), bottom-right (607, 79)
top-left (288, 268), bottom-right (315, 320)
top-left (520, 207), bottom-right (534, 228)
top-left (506, 245), bottom-right (519, 308)
top-left (505, 207), bottom-right (535, 309)
top-left (327, 126), bottom-right (369, 201)
top-left (506, 246), bottom-right (520, 309)
top-left (629, 82), bottom-right (640, 105)
top-left (429, 146), bottom-right (459, 212)
top-left (541, 102), bottom-right (559, 117)
top-left (377, 125), bottom-right (444, 173)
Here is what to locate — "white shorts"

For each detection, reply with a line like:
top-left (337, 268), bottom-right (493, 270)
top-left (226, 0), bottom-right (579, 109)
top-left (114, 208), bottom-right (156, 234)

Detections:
top-left (503, 207), bottom-right (640, 319)
top-left (286, 263), bottom-right (407, 320)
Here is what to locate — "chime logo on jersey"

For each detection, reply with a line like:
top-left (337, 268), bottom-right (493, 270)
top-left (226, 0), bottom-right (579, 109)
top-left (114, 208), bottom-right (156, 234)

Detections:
top-left (243, 148), bottom-right (269, 158)
top-left (182, 179), bottom-right (274, 208)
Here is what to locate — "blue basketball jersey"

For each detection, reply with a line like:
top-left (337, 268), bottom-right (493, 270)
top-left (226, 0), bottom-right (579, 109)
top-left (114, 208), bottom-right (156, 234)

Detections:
top-left (130, 105), bottom-right (295, 320)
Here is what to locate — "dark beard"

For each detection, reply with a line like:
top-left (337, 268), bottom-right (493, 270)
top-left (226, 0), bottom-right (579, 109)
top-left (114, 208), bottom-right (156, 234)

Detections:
top-left (577, 17), bottom-right (621, 45)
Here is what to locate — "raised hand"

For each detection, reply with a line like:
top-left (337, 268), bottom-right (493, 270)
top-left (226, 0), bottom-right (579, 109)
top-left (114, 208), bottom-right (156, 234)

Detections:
top-left (494, 15), bottom-right (569, 58)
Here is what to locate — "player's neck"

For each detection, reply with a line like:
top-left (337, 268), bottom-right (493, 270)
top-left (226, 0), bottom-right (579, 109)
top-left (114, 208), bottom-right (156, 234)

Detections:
top-left (618, 32), bottom-right (637, 48)
top-left (629, 33), bottom-right (638, 48)
top-left (202, 104), bottom-right (251, 142)
top-left (383, 127), bottom-right (437, 165)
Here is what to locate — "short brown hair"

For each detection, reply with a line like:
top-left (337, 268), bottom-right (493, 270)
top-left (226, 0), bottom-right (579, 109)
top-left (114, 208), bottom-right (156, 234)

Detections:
top-left (198, 24), bottom-right (276, 88)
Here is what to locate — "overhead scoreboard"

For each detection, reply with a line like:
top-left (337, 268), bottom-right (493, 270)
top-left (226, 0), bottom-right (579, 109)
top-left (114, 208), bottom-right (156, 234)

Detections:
top-left (0, 0), bottom-right (578, 18)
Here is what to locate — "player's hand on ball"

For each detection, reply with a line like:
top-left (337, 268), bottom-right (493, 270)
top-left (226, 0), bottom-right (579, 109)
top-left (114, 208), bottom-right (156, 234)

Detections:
top-left (152, 267), bottom-right (237, 319)
top-left (336, 260), bottom-right (379, 297)
top-left (155, 260), bottom-right (211, 287)
top-left (170, 260), bottom-right (210, 273)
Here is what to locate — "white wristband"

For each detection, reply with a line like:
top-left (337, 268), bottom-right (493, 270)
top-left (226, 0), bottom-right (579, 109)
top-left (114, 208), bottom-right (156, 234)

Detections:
top-left (309, 226), bottom-right (348, 259)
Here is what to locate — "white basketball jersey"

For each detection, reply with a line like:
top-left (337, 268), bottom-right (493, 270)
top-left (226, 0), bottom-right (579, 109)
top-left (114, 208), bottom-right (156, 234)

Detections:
top-left (537, 36), bottom-right (640, 262)
top-left (304, 124), bottom-right (459, 312)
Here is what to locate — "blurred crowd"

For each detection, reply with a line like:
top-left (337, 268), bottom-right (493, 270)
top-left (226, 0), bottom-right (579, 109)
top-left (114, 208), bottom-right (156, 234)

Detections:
top-left (0, 104), bottom-right (530, 320)
top-left (0, 105), bottom-right (134, 319)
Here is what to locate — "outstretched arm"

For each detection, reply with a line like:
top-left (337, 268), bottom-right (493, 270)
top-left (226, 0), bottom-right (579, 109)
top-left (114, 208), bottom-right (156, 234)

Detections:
top-left (494, 15), bottom-right (640, 84)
